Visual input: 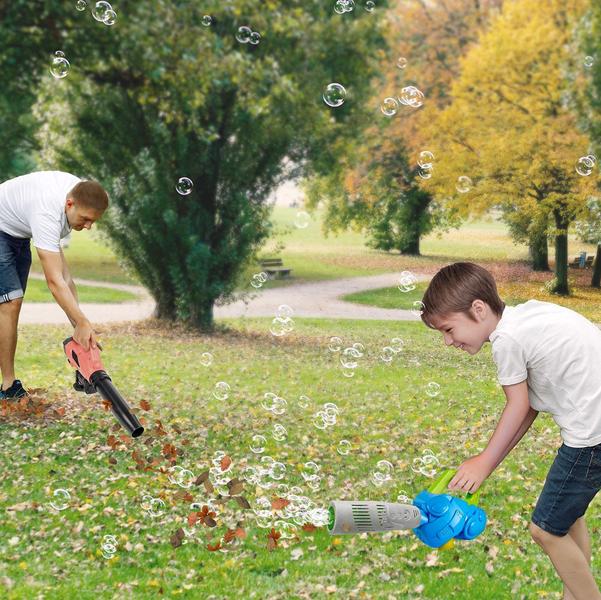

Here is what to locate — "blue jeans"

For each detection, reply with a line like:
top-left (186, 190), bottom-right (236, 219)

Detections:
top-left (531, 442), bottom-right (601, 536)
top-left (0, 230), bottom-right (31, 303)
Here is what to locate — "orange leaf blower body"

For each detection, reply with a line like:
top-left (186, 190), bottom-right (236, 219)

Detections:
top-left (63, 337), bottom-right (144, 438)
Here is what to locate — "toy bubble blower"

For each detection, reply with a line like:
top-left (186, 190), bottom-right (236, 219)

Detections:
top-left (327, 469), bottom-right (486, 549)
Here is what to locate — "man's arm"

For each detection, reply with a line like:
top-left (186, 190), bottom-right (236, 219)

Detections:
top-left (481, 380), bottom-right (534, 471)
top-left (37, 248), bottom-right (86, 328)
top-left (59, 247), bottom-right (79, 305)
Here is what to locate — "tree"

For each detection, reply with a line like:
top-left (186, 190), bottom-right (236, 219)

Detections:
top-left (305, 0), bottom-right (503, 256)
top-left (21, 0), bottom-right (388, 329)
top-left (421, 0), bottom-right (597, 294)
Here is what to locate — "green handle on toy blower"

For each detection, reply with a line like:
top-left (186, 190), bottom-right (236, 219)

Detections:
top-left (428, 469), bottom-right (482, 506)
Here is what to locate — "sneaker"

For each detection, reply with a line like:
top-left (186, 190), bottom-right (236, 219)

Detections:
top-left (0, 379), bottom-right (28, 400)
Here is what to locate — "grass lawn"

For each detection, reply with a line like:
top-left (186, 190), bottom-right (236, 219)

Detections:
top-left (23, 278), bottom-right (139, 304)
top-left (1, 317), bottom-right (597, 599)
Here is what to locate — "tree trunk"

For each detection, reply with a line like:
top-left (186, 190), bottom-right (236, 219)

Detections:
top-left (592, 243), bottom-right (601, 288)
top-left (551, 211), bottom-right (569, 295)
top-left (399, 236), bottom-right (420, 255)
top-left (528, 225), bottom-right (549, 271)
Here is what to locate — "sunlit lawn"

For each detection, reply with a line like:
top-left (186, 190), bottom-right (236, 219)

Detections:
top-left (24, 278), bottom-right (138, 304)
top-left (1, 318), bottom-right (598, 599)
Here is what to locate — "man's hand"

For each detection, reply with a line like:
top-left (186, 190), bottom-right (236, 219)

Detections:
top-left (447, 453), bottom-right (494, 494)
top-left (74, 319), bottom-right (98, 352)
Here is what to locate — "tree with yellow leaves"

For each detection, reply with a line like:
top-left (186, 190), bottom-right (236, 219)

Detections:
top-left (422, 0), bottom-right (597, 294)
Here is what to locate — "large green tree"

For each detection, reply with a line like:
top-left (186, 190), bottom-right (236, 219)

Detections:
top-left (14, 0), bottom-right (387, 329)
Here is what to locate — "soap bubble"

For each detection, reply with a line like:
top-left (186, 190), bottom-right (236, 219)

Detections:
top-left (313, 412), bottom-right (329, 429)
top-left (396, 491), bottom-right (412, 504)
top-left (398, 86), bottom-right (424, 107)
top-left (250, 434), bottom-right (266, 454)
top-left (425, 381), bottom-right (441, 397)
top-left (294, 211), bottom-right (310, 229)
top-left (276, 304), bottom-right (294, 318)
top-left (337, 439), bottom-right (352, 455)
top-left (576, 155), bottom-right (595, 176)
top-left (261, 392), bottom-right (278, 412)
top-left (103, 9), bottom-right (116, 25)
top-left (342, 366), bottom-right (355, 378)
top-left (101, 534), bottom-right (118, 559)
top-left (175, 177), bottom-right (193, 195)
top-left (418, 166), bottom-right (433, 179)
top-left (270, 462), bottom-right (287, 480)
top-left (49, 488), bottom-right (71, 511)
top-left (352, 342), bottom-right (365, 355)
top-left (390, 337), bottom-right (404, 353)
top-left (380, 97), bottom-right (399, 117)
top-left (396, 57), bottom-right (408, 69)
top-left (213, 381), bottom-right (230, 401)
top-left (340, 347), bottom-right (361, 369)
top-left (200, 352), bottom-right (213, 367)
top-left (271, 396), bottom-right (288, 415)
top-left (50, 52), bottom-right (70, 79)
top-left (334, 0), bottom-right (355, 13)
top-left (202, 15), bottom-right (213, 26)
top-left (323, 83), bottom-right (346, 108)
top-left (75, 0), bottom-right (87, 11)
top-left (141, 494), bottom-right (166, 517)
top-left (249, 31), bottom-right (261, 45)
top-left (412, 451), bottom-right (440, 478)
top-left (272, 423), bottom-right (288, 442)
top-left (398, 270), bottom-right (417, 292)
top-left (168, 466), bottom-right (195, 488)
top-left (380, 346), bottom-right (396, 363)
top-left (302, 461), bottom-right (321, 481)
top-left (372, 460), bottom-right (394, 486)
top-left (365, 1), bottom-right (375, 12)
top-left (92, 0), bottom-right (112, 22)
top-left (584, 55), bottom-right (595, 68)
top-left (298, 395), bottom-right (310, 409)
top-left (270, 316), bottom-right (294, 336)
top-left (418, 150), bottom-right (435, 169)
top-left (456, 175), bottom-right (473, 193)
top-left (328, 336), bottom-right (342, 352)
top-left (411, 300), bottom-right (425, 317)
top-left (236, 26), bottom-right (252, 43)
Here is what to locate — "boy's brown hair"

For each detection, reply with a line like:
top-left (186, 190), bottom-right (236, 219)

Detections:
top-left (420, 262), bottom-right (505, 329)
top-left (68, 180), bottom-right (109, 212)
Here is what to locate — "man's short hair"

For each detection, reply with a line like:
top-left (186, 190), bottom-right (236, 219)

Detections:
top-left (420, 262), bottom-right (505, 329)
top-left (68, 180), bottom-right (109, 212)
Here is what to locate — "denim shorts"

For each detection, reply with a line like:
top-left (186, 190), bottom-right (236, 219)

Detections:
top-left (531, 441), bottom-right (601, 536)
top-left (0, 230), bottom-right (31, 303)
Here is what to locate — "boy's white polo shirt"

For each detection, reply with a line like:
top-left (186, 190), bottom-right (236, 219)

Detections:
top-left (489, 299), bottom-right (601, 448)
top-left (0, 171), bottom-right (80, 252)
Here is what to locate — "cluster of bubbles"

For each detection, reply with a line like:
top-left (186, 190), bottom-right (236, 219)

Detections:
top-left (576, 154), bottom-right (597, 176)
top-left (334, 0), bottom-right (375, 14)
top-left (242, 455), bottom-right (287, 491)
top-left (425, 381), bottom-right (441, 397)
top-left (213, 381), bottom-right (231, 401)
top-left (236, 26), bottom-right (261, 45)
top-left (270, 304), bottom-right (295, 337)
top-left (49, 488), bottom-right (71, 511)
top-left (261, 392), bottom-right (288, 415)
top-left (371, 459), bottom-right (394, 487)
top-left (323, 83), bottom-right (347, 108)
top-left (50, 51), bottom-right (70, 79)
top-left (411, 449), bottom-right (441, 478)
top-left (84, 0), bottom-right (117, 26)
top-left (329, 338), bottom-right (365, 378)
top-left (141, 493), bottom-right (166, 517)
top-left (294, 211), bottom-right (310, 229)
top-left (301, 460), bottom-right (323, 491)
top-left (396, 57), bottom-right (408, 69)
top-left (168, 465), bottom-right (196, 489)
top-left (200, 352), bottom-right (214, 367)
top-left (101, 534), bottom-right (118, 560)
top-left (251, 271), bottom-right (269, 288)
top-left (201, 15), bottom-right (213, 27)
top-left (456, 175), bottom-right (473, 193)
top-left (311, 401), bottom-right (340, 430)
top-left (175, 176), bottom-right (193, 195)
top-left (584, 55), bottom-right (595, 68)
top-left (380, 337), bottom-right (404, 364)
top-left (380, 86), bottom-right (425, 116)
top-left (417, 150), bottom-right (435, 180)
top-left (398, 270), bottom-right (417, 292)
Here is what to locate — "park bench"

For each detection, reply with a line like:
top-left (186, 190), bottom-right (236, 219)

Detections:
top-left (569, 252), bottom-right (595, 269)
top-left (259, 258), bottom-right (292, 279)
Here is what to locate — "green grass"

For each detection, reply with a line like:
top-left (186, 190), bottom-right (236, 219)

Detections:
top-left (1, 318), bottom-right (597, 599)
top-left (23, 278), bottom-right (139, 303)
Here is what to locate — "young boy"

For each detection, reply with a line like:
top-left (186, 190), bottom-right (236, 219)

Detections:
top-left (421, 261), bottom-right (601, 600)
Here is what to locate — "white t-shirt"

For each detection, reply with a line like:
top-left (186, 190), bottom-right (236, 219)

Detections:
top-left (0, 171), bottom-right (80, 252)
top-left (489, 299), bottom-right (601, 447)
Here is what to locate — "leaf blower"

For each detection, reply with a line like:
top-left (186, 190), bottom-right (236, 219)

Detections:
top-left (63, 336), bottom-right (144, 438)
top-left (327, 469), bottom-right (486, 549)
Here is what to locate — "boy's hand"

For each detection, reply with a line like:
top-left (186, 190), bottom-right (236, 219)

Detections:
top-left (447, 453), bottom-right (494, 494)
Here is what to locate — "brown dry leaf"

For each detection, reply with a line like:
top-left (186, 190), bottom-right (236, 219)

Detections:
top-left (107, 435), bottom-right (119, 449)
top-left (223, 529), bottom-right (236, 544)
top-left (302, 523), bottom-right (317, 533)
top-left (54, 407), bottom-right (66, 417)
top-left (271, 497), bottom-right (290, 511)
top-left (203, 480), bottom-right (214, 495)
top-left (188, 512), bottom-right (200, 527)
top-left (207, 541), bottom-right (221, 552)
top-left (139, 399), bottom-right (151, 411)
top-left (170, 528), bottom-right (185, 548)
top-left (267, 528), bottom-right (281, 552)
top-left (172, 424), bottom-right (182, 434)
top-left (101, 399), bottom-right (112, 412)
top-left (235, 527), bottom-right (246, 539)
top-left (194, 470), bottom-right (210, 485)
top-left (234, 496), bottom-right (251, 509)
top-left (220, 455), bottom-right (232, 471)
top-left (227, 479), bottom-right (244, 496)
top-left (108, 457), bottom-right (117, 465)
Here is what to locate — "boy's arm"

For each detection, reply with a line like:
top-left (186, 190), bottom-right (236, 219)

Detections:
top-left (481, 381), bottom-right (533, 472)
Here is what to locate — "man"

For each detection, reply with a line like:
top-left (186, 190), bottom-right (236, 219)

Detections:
top-left (0, 171), bottom-right (108, 400)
